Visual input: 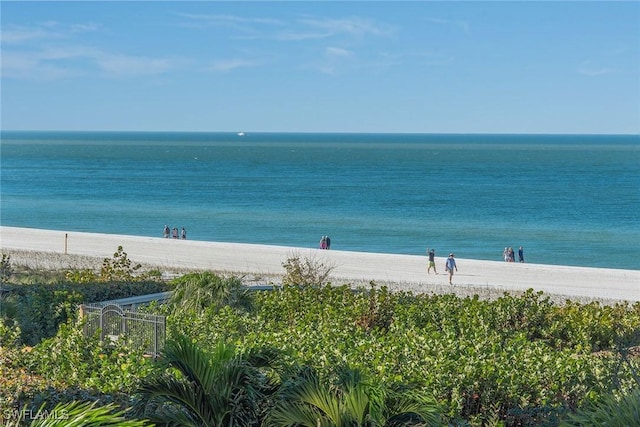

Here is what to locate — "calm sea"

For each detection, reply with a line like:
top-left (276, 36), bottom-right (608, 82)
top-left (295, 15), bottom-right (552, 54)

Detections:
top-left (1, 131), bottom-right (638, 270)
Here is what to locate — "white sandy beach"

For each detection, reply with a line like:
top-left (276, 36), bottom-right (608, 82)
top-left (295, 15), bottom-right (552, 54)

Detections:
top-left (1, 226), bottom-right (638, 302)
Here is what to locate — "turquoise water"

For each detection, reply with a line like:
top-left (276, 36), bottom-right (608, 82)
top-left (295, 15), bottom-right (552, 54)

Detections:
top-left (1, 131), bottom-right (639, 269)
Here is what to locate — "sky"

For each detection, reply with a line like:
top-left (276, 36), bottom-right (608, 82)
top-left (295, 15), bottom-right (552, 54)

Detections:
top-left (1, 1), bottom-right (639, 134)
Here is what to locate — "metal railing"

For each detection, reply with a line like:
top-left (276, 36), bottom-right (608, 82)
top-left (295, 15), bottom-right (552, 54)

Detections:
top-left (80, 303), bottom-right (166, 357)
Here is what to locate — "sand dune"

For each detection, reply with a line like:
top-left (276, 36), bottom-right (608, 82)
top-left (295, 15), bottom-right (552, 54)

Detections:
top-left (1, 226), bottom-right (638, 302)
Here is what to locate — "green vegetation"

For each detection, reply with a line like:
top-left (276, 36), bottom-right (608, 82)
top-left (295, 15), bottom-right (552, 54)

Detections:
top-left (7, 401), bottom-right (152, 427)
top-left (281, 251), bottom-right (335, 287)
top-left (1, 253), bottom-right (13, 283)
top-left (133, 334), bottom-right (277, 426)
top-left (0, 251), bottom-right (638, 426)
top-left (169, 272), bottom-right (252, 314)
top-left (560, 387), bottom-right (640, 426)
top-left (267, 367), bottom-right (442, 426)
top-left (0, 249), bottom-right (170, 346)
top-left (65, 246), bottom-right (160, 283)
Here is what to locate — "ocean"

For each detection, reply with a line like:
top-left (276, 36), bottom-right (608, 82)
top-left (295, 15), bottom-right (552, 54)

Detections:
top-left (1, 131), bottom-right (639, 270)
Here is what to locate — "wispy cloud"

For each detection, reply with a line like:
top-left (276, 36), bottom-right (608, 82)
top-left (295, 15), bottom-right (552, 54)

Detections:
top-left (1, 21), bottom-right (178, 80)
top-left (207, 58), bottom-right (263, 72)
top-left (176, 12), bottom-right (396, 75)
top-left (326, 46), bottom-right (352, 57)
top-left (425, 17), bottom-right (471, 34)
top-left (2, 12), bottom-right (401, 80)
top-left (288, 15), bottom-right (395, 40)
top-left (306, 46), bottom-right (355, 75)
top-left (378, 50), bottom-right (453, 67)
top-left (1, 21), bottom-right (101, 44)
top-left (96, 52), bottom-right (175, 77)
top-left (578, 61), bottom-right (614, 76)
top-left (177, 12), bottom-right (395, 42)
top-left (2, 45), bottom-right (178, 80)
top-left (2, 51), bottom-right (79, 80)
top-left (176, 12), bottom-right (283, 38)
top-left (1, 24), bottom-right (61, 44)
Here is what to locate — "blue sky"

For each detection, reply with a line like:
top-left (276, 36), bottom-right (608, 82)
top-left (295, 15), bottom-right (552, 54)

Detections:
top-left (2, 1), bottom-right (639, 134)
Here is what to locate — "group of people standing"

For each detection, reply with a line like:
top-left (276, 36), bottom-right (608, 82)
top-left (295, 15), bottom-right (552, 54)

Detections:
top-left (319, 235), bottom-right (331, 249)
top-left (163, 225), bottom-right (186, 240)
top-left (426, 248), bottom-right (458, 285)
top-left (503, 246), bottom-right (524, 263)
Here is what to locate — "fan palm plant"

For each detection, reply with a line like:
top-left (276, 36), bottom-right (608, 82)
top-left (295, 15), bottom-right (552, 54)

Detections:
top-left (17, 401), bottom-right (149, 427)
top-left (133, 334), bottom-right (278, 427)
top-left (169, 272), bottom-right (253, 313)
top-left (266, 367), bottom-right (442, 427)
top-left (560, 387), bottom-right (640, 426)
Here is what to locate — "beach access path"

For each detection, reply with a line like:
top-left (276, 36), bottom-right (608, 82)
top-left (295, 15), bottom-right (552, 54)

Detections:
top-left (1, 226), bottom-right (638, 302)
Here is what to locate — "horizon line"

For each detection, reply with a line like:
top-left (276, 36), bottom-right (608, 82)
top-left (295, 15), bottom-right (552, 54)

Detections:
top-left (2, 129), bottom-right (638, 137)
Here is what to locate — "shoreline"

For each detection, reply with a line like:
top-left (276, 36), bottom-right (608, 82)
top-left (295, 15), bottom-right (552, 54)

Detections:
top-left (1, 226), bottom-right (639, 303)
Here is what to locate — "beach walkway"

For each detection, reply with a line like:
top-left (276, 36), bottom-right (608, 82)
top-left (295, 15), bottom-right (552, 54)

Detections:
top-left (1, 226), bottom-right (638, 302)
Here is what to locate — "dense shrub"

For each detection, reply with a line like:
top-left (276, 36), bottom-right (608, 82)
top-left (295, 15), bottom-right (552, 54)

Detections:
top-left (281, 252), bottom-right (335, 287)
top-left (159, 285), bottom-right (640, 426)
top-left (3, 270), bottom-right (639, 427)
top-left (1, 319), bottom-right (155, 425)
top-left (7, 280), bottom-right (170, 346)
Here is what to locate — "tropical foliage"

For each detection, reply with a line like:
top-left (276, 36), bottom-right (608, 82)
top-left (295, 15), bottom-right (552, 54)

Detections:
top-left (15, 400), bottom-right (151, 427)
top-left (133, 334), bottom-right (277, 426)
top-left (65, 246), bottom-right (160, 283)
top-left (169, 272), bottom-right (252, 314)
top-left (267, 367), bottom-right (442, 426)
top-left (0, 258), bottom-right (639, 427)
top-left (162, 284), bottom-right (640, 425)
top-left (560, 387), bottom-right (640, 426)
top-left (0, 248), bottom-right (169, 346)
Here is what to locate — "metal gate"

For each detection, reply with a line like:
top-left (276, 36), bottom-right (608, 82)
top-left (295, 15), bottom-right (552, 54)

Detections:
top-left (80, 303), bottom-right (166, 357)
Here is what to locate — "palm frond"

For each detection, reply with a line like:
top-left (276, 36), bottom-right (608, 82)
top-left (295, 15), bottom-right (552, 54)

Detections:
top-left (136, 373), bottom-right (214, 426)
top-left (135, 335), bottom-right (270, 427)
top-left (29, 401), bottom-right (150, 427)
top-left (268, 402), bottom-right (331, 427)
top-left (385, 391), bottom-right (442, 427)
top-left (162, 334), bottom-right (220, 394)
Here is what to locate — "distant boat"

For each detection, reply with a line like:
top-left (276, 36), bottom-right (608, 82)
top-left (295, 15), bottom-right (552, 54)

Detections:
top-left (237, 132), bottom-right (245, 137)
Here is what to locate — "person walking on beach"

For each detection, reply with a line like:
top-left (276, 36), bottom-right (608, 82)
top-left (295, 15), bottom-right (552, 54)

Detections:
top-left (181, 227), bottom-right (187, 240)
top-left (325, 236), bottom-right (331, 249)
top-left (172, 227), bottom-right (178, 239)
top-left (445, 253), bottom-right (457, 285)
top-left (503, 247), bottom-right (509, 262)
top-left (319, 236), bottom-right (327, 249)
top-left (163, 225), bottom-right (170, 238)
top-left (518, 246), bottom-right (524, 263)
top-left (427, 248), bottom-right (437, 274)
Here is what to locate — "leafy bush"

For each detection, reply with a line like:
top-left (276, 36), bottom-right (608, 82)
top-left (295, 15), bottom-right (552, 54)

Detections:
top-left (1, 317), bottom-right (156, 423)
top-left (10, 280), bottom-right (169, 346)
top-left (281, 252), bottom-right (335, 287)
top-left (160, 286), bottom-right (640, 426)
top-left (6, 269), bottom-right (640, 427)
top-left (65, 246), bottom-right (160, 283)
top-left (1, 253), bottom-right (13, 283)
top-left (24, 319), bottom-right (156, 393)
top-left (0, 317), bottom-right (21, 347)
